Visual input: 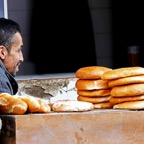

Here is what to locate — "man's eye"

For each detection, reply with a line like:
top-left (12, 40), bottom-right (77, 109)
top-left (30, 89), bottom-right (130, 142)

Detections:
top-left (17, 49), bottom-right (21, 52)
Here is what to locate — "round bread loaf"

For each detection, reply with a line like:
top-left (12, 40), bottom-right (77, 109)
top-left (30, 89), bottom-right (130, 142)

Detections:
top-left (101, 67), bottom-right (144, 80)
top-left (75, 79), bottom-right (110, 90)
top-left (111, 83), bottom-right (144, 97)
top-left (113, 100), bottom-right (144, 110)
top-left (76, 66), bottom-right (112, 79)
top-left (109, 75), bottom-right (144, 87)
top-left (77, 95), bottom-right (111, 103)
top-left (77, 89), bottom-right (111, 97)
top-left (110, 95), bottom-right (144, 105)
top-left (52, 100), bottom-right (94, 112)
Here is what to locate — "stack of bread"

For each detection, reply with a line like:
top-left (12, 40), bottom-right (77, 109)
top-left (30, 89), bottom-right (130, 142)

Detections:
top-left (0, 93), bottom-right (95, 114)
top-left (75, 66), bottom-right (113, 109)
top-left (101, 66), bottom-right (144, 110)
top-left (0, 93), bottom-right (51, 114)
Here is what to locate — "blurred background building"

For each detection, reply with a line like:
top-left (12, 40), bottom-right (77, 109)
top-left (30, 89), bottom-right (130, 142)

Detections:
top-left (1, 0), bottom-right (143, 75)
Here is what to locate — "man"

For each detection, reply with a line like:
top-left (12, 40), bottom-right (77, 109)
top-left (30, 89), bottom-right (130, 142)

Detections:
top-left (0, 18), bottom-right (24, 95)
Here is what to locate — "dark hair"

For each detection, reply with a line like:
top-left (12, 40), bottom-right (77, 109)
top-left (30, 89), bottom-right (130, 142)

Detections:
top-left (0, 18), bottom-right (21, 51)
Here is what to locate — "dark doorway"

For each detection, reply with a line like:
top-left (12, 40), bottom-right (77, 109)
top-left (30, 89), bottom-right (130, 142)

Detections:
top-left (29, 0), bottom-right (96, 74)
top-left (112, 0), bottom-right (144, 68)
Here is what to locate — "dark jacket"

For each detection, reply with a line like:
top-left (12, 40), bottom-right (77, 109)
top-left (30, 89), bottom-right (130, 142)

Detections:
top-left (0, 60), bottom-right (18, 95)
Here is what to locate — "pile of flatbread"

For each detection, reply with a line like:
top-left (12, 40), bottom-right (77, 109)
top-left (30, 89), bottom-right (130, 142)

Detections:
top-left (75, 66), bottom-right (113, 109)
top-left (101, 66), bottom-right (144, 110)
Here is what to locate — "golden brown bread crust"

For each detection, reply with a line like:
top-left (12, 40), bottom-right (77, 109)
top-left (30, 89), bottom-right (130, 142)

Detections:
top-left (0, 93), bottom-right (28, 115)
top-left (75, 79), bottom-right (110, 90)
top-left (0, 97), bottom-right (9, 106)
top-left (37, 99), bottom-right (51, 113)
top-left (108, 75), bottom-right (144, 87)
top-left (110, 95), bottom-right (144, 105)
top-left (77, 89), bottom-right (111, 97)
top-left (52, 100), bottom-right (94, 112)
top-left (111, 84), bottom-right (144, 97)
top-left (93, 102), bottom-right (113, 109)
top-left (76, 66), bottom-right (112, 79)
top-left (101, 67), bottom-right (144, 80)
top-left (77, 95), bottom-right (111, 103)
top-left (19, 96), bottom-right (40, 113)
top-left (113, 100), bottom-right (144, 110)
top-left (0, 93), bottom-right (51, 114)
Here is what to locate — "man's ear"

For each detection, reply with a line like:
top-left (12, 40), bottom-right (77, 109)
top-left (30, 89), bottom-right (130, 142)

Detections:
top-left (0, 45), bottom-right (7, 59)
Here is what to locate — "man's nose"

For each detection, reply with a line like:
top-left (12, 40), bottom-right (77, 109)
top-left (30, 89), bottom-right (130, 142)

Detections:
top-left (20, 51), bottom-right (24, 62)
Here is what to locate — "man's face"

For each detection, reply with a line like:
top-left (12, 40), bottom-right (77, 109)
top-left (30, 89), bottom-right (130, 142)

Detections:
top-left (1, 32), bottom-right (24, 76)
